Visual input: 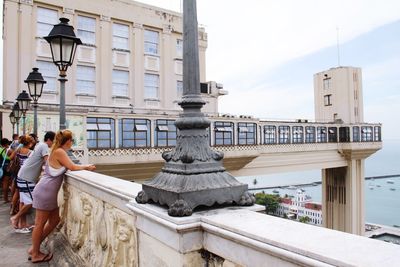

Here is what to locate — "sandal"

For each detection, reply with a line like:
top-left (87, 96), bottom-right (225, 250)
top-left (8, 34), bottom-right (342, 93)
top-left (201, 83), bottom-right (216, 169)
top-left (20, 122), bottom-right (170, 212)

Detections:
top-left (32, 253), bottom-right (53, 263)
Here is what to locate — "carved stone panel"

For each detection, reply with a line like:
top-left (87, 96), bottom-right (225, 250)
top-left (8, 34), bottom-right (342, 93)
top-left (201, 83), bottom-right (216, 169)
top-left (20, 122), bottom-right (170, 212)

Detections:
top-left (61, 183), bottom-right (138, 267)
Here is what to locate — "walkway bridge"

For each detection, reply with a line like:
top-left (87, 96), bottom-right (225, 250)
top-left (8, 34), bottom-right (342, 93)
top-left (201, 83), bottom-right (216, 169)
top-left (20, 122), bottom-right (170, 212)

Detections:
top-left (72, 118), bottom-right (382, 182)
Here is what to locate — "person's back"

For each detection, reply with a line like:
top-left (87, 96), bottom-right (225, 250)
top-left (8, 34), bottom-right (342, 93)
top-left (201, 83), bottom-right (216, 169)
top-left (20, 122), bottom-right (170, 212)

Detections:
top-left (18, 142), bottom-right (49, 183)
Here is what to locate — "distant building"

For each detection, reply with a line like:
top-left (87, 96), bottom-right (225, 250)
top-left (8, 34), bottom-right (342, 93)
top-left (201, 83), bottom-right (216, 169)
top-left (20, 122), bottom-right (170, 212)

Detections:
top-left (1, 0), bottom-right (226, 140)
top-left (276, 189), bottom-right (322, 225)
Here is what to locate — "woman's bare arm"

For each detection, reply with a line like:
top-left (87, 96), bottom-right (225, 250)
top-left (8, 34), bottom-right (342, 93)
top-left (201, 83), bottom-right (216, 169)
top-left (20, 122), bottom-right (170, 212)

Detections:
top-left (52, 149), bottom-right (95, 171)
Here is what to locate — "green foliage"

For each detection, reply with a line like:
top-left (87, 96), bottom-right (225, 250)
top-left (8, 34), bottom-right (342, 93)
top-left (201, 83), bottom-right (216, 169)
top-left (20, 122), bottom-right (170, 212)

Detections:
top-left (255, 192), bottom-right (280, 214)
top-left (299, 216), bottom-right (311, 223)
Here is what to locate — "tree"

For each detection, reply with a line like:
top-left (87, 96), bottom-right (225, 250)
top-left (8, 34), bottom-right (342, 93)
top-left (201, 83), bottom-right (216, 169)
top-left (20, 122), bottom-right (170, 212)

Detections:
top-left (255, 192), bottom-right (280, 214)
top-left (299, 216), bottom-right (311, 223)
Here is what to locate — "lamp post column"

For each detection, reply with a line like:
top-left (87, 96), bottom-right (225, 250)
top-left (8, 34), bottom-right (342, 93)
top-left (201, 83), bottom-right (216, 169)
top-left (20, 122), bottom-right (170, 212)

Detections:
top-left (59, 71), bottom-right (67, 130)
top-left (22, 113), bottom-right (26, 134)
top-left (32, 101), bottom-right (38, 136)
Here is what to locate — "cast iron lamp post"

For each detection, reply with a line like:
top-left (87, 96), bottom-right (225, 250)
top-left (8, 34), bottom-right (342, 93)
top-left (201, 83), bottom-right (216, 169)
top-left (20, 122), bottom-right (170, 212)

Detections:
top-left (44, 18), bottom-right (81, 130)
top-left (16, 90), bottom-right (32, 134)
top-left (24, 68), bottom-right (46, 136)
top-left (9, 111), bottom-right (17, 134)
top-left (136, 0), bottom-right (255, 216)
top-left (12, 103), bottom-right (22, 135)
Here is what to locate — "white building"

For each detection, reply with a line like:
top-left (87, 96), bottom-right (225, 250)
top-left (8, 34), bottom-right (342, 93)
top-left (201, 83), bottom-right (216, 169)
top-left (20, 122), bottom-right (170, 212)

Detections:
top-left (276, 189), bottom-right (323, 226)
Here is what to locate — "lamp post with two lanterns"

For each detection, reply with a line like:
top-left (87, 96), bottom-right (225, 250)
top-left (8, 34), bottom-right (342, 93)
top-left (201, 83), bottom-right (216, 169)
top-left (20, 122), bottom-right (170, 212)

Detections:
top-left (9, 111), bottom-right (17, 135)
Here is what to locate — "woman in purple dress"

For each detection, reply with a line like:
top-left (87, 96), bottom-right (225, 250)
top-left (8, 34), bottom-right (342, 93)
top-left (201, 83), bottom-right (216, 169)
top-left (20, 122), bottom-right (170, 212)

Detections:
top-left (29, 130), bottom-right (95, 263)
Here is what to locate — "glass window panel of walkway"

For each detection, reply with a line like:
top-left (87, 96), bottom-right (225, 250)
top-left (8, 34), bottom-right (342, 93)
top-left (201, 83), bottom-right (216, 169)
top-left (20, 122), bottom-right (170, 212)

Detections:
top-left (238, 122), bottom-right (256, 145)
top-left (155, 120), bottom-right (177, 147)
top-left (328, 127), bottom-right (338, 143)
top-left (264, 125), bottom-right (276, 144)
top-left (374, 126), bottom-right (382, 141)
top-left (278, 126), bottom-right (290, 144)
top-left (353, 126), bottom-right (360, 142)
top-left (214, 121), bottom-right (234, 145)
top-left (361, 126), bottom-right (373, 142)
top-left (317, 126), bottom-right (327, 143)
top-left (119, 119), bottom-right (151, 148)
top-left (305, 126), bottom-right (315, 143)
top-left (87, 117), bottom-right (115, 149)
top-left (292, 126), bottom-right (304, 144)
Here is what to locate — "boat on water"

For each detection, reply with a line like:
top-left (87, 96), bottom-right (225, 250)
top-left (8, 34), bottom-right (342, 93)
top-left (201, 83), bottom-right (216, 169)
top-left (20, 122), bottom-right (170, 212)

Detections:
top-left (287, 185), bottom-right (297, 190)
top-left (369, 186), bottom-right (374, 190)
top-left (390, 188), bottom-right (396, 191)
top-left (376, 184), bottom-right (381, 187)
top-left (387, 180), bottom-right (395, 184)
top-left (272, 189), bottom-right (279, 194)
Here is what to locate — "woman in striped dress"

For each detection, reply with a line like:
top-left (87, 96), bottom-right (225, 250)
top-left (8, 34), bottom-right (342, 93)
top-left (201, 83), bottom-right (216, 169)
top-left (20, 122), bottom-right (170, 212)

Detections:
top-left (9, 135), bottom-right (34, 232)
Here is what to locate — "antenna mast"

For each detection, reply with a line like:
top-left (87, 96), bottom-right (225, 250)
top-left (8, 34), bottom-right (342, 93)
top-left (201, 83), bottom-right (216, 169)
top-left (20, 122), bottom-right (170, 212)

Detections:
top-left (336, 27), bottom-right (341, 66)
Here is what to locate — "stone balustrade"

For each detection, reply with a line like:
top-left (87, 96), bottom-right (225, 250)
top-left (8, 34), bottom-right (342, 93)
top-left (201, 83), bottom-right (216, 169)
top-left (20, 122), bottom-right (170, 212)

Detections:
top-left (58, 170), bottom-right (400, 267)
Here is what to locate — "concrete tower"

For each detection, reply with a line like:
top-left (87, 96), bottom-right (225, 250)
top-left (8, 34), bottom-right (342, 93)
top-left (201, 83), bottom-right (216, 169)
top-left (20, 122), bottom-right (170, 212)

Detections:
top-left (314, 66), bottom-right (363, 123)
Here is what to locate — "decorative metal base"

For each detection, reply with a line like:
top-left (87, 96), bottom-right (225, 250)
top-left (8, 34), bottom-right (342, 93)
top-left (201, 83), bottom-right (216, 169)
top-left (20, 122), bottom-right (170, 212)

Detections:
top-left (136, 171), bottom-right (255, 217)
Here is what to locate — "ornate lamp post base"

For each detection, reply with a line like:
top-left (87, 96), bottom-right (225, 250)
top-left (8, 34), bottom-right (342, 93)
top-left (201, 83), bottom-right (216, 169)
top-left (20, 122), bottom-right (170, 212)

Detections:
top-left (136, 170), bottom-right (255, 216)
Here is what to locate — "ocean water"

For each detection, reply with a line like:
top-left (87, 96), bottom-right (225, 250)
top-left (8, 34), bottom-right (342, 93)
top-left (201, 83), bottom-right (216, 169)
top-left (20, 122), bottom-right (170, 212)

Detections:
top-left (236, 139), bottom-right (400, 227)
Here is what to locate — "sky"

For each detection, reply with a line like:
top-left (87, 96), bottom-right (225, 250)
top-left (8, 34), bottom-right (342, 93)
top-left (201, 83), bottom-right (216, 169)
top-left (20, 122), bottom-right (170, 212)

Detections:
top-left (136, 0), bottom-right (400, 139)
top-left (1, 1), bottom-right (399, 139)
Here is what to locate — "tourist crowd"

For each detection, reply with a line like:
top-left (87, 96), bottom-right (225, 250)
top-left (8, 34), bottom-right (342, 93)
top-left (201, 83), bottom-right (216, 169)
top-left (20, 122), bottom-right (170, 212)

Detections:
top-left (0, 130), bottom-right (95, 263)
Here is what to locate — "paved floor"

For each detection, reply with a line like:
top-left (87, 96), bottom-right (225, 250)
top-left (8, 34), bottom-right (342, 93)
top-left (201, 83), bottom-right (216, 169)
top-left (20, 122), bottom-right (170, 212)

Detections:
top-left (0, 190), bottom-right (49, 267)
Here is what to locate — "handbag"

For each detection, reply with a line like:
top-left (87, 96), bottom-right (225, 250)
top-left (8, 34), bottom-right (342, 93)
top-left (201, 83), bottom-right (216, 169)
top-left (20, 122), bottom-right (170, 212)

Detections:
top-left (0, 148), bottom-right (6, 178)
top-left (7, 150), bottom-right (21, 175)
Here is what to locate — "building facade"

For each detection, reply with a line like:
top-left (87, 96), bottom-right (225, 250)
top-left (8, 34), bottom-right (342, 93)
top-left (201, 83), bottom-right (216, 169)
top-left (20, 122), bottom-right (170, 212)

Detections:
top-left (314, 66), bottom-right (364, 123)
top-left (1, 0), bottom-right (226, 140)
top-left (276, 189), bottom-right (323, 225)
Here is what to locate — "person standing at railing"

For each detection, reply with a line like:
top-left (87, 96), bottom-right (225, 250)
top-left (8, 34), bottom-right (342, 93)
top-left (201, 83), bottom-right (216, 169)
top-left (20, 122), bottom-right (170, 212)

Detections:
top-left (10, 132), bottom-right (55, 233)
top-left (28, 130), bottom-right (95, 264)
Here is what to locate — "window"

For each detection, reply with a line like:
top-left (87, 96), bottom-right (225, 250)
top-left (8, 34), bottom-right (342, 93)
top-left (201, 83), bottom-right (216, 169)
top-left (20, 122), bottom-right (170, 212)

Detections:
top-left (155, 120), bottom-right (176, 147)
top-left (374, 126), bottom-right (381, 141)
top-left (264, 125), bottom-right (276, 144)
top-left (278, 126), bottom-right (290, 144)
top-left (292, 126), bottom-right (304, 144)
top-left (144, 30), bottom-right (159, 54)
top-left (77, 16), bottom-right (96, 45)
top-left (323, 78), bottom-right (331, 90)
top-left (317, 127), bottom-right (327, 143)
top-left (36, 61), bottom-right (57, 93)
top-left (305, 126), bottom-right (315, 143)
top-left (119, 119), bottom-right (151, 148)
top-left (112, 70), bottom-right (129, 97)
top-left (361, 126), bottom-right (373, 142)
top-left (37, 7), bottom-right (58, 37)
top-left (144, 74), bottom-right (159, 99)
top-left (87, 117), bottom-right (115, 148)
top-left (214, 121), bottom-right (234, 145)
top-left (324, 95), bottom-right (332, 106)
top-left (353, 126), bottom-right (360, 142)
top-left (339, 127), bottom-right (350, 142)
top-left (177, 80), bottom-right (183, 98)
top-left (76, 66), bottom-right (95, 95)
top-left (238, 123), bottom-right (256, 145)
top-left (176, 39), bottom-right (183, 57)
top-left (113, 23), bottom-right (129, 50)
top-left (328, 127), bottom-right (337, 143)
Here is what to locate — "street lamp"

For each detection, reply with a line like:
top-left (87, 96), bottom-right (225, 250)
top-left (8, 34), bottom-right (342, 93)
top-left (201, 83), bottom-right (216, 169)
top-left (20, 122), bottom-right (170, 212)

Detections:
top-left (44, 17), bottom-right (81, 130)
top-left (16, 90), bottom-right (32, 134)
top-left (9, 111), bottom-right (17, 134)
top-left (24, 67), bottom-right (46, 136)
top-left (12, 103), bottom-right (22, 135)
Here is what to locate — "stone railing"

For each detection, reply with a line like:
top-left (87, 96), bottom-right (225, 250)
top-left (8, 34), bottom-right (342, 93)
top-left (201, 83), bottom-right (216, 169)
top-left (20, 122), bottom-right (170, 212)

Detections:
top-left (58, 171), bottom-right (399, 267)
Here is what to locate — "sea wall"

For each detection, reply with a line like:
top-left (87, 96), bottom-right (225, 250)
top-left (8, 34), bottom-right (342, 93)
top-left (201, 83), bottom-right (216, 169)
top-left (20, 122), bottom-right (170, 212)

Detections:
top-left (57, 170), bottom-right (400, 267)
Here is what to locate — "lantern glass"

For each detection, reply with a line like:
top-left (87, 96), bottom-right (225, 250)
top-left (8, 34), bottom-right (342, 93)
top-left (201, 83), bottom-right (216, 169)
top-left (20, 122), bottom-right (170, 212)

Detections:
top-left (9, 112), bottom-right (17, 124)
top-left (16, 90), bottom-right (32, 113)
top-left (12, 103), bottom-right (22, 119)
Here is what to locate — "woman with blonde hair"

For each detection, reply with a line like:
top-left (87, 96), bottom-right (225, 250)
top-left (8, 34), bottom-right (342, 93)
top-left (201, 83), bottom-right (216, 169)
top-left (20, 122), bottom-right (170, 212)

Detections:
top-left (29, 130), bottom-right (95, 263)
